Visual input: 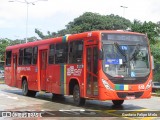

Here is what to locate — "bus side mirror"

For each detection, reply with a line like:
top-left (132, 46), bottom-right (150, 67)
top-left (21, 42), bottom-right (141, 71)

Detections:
top-left (151, 56), bottom-right (154, 70)
top-left (99, 49), bottom-right (104, 60)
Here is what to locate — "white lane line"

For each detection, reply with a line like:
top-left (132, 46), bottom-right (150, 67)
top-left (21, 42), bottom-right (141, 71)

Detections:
top-left (0, 93), bottom-right (18, 100)
top-left (7, 96), bottom-right (18, 100)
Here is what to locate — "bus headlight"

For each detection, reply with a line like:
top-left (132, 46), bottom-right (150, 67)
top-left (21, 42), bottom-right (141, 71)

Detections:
top-left (146, 80), bottom-right (152, 90)
top-left (102, 79), bottom-right (114, 91)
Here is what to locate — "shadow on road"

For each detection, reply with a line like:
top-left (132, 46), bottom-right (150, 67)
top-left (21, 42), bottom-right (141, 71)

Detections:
top-left (2, 88), bottom-right (145, 112)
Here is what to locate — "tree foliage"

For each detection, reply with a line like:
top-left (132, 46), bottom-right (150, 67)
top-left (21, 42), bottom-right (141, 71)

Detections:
top-left (0, 37), bottom-right (39, 61)
top-left (35, 12), bottom-right (131, 39)
top-left (131, 20), bottom-right (159, 44)
top-left (0, 38), bottom-right (11, 61)
top-left (66, 12), bottom-right (131, 34)
top-left (35, 29), bottom-right (57, 39)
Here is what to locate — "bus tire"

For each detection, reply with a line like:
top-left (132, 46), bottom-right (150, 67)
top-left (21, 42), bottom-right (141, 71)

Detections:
top-left (22, 80), bottom-right (36, 97)
top-left (22, 80), bottom-right (29, 96)
top-left (112, 100), bottom-right (124, 106)
top-left (73, 84), bottom-right (85, 106)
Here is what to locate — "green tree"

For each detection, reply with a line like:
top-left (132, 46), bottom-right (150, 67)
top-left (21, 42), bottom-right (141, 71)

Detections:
top-left (66, 12), bottom-right (131, 34)
top-left (0, 38), bottom-right (11, 61)
top-left (156, 21), bottom-right (160, 34)
top-left (27, 37), bottom-right (38, 42)
top-left (35, 12), bottom-right (132, 38)
top-left (35, 29), bottom-right (46, 39)
top-left (131, 20), bottom-right (159, 44)
top-left (35, 29), bottom-right (57, 39)
top-left (131, 20), bottom-right (160, 81)
top-left (131, 20), bottom-right (160, 59)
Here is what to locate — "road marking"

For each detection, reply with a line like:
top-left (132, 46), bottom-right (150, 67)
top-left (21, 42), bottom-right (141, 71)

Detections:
top-left (106, 110), bottom-right (117, 112)
top-left (141, 118), bottom-right (154, 120)
top-left (7, 96), bottom-right (18, 100)
top-left (0, 93), bottom-right (18, 100)
top-left (129, 109), bottom-right (157, 120)
top-left (103, 110), bottom-right (133, 120)
top-left (103, 108), bottom-right (159, 120)
top-left (0, 93), bottom-right (8, 97)
top-left (130, 108), bottom-right (149, 113)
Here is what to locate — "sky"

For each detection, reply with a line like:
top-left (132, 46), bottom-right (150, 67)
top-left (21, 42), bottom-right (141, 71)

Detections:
top-left (0, 0), bottom-right (160, 40)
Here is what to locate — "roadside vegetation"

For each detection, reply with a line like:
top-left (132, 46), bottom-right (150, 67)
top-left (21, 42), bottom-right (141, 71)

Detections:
top-left (155, 90), bottom-right (160, 96)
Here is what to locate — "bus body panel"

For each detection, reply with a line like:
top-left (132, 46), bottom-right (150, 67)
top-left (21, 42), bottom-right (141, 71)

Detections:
top-left (5, 66), bottom-right (12, 86)
top-left (46, 64), bottom-right (62, 94)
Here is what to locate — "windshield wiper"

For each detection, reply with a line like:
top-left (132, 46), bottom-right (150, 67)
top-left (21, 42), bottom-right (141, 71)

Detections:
top-left (114, 42), bottom-right (127, 59)
top-left (129, 44), bottom-right (140, 61)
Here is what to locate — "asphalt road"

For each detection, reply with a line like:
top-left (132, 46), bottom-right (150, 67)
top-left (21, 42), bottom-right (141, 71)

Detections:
top-left (0, 84), bottom-right (160, 120)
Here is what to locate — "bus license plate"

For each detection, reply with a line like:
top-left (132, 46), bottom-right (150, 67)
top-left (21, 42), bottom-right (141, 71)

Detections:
top-left (126, 96), bottom-right (135, 99)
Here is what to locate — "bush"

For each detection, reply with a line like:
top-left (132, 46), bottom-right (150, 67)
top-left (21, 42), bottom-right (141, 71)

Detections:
top-left (155, 90), bottom-right (160, 95)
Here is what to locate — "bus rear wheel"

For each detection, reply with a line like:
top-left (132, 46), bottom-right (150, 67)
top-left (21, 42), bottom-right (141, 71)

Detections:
top-left (22, 80), bottom-right (36, 97)
top-left (73, 84), bottom-right (85, 106)
top-left (112, 100), bottom-right (124, 106)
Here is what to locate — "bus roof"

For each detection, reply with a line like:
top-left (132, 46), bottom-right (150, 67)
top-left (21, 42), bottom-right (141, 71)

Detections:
top-left (6, 30), bottom-right (145, 50)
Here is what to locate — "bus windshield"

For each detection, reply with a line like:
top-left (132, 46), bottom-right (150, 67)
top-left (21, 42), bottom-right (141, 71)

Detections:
top-left (101, 33), bottom-right (150, 78)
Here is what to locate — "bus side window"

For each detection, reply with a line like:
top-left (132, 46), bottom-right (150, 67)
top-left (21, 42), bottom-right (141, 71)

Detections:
top-left (32, 46), bottom-right (38, 65)
top-left (69, 40), bottom-right (83, 64)
top-left (55, 43), bottom-right (68, 64)
top-left (19, 49), bottom-right (24, 65)
top-left (93, 47), bottom-right (98, 75)
top-left (6, 51), bottom-right (12, 66)
top-left (49, 44), bottom-right (55, 64)
top-left (24, 47), bottom-right (32, 65)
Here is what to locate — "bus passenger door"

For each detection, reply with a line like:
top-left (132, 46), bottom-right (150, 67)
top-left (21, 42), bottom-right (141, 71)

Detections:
top-left (86, 45), bottom-right (98, 97)
top-left (40, 50), bottom-right (47, 91)
top-left (13, 54), bottom-right (17, 87)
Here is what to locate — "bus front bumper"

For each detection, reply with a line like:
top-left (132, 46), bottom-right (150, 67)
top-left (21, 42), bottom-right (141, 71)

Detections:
top-left (98, 86), bottom-right (152, 101)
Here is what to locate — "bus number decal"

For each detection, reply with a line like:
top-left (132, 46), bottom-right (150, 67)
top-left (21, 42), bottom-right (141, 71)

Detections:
top-left (17, 67), bottom-right (31, 73)
top-left (67, 66), bottom-right (82, 76)
top-left (138, 84), bottom-right (145, 90)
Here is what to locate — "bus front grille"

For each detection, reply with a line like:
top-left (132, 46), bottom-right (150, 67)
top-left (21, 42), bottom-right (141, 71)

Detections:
top-left (116, 92), bottom-right (144, 99)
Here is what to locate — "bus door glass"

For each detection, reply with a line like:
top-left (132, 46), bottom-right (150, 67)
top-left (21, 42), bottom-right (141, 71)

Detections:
top-left (86, 45), bottom-right (98, 97)
top-left (13, 54), bottom-right (17, 86)
top-left (40, 50), bottom-right (47, 90)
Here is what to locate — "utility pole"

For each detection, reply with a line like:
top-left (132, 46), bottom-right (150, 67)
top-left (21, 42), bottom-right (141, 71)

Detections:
top-left (120, 5), bottom-right (128, 18)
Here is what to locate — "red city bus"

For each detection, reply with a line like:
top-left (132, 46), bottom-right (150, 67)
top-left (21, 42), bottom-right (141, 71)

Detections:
top-left (5, 30), bottom-right (153, 106)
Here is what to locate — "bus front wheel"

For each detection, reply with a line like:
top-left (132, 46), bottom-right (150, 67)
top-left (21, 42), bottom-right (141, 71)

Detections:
top-left (22, 80), bottom-right (36, 97)
top-left (73, 84), bottom-right (85, 106)
top-left (112, 100), bottom-right (124, 106)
